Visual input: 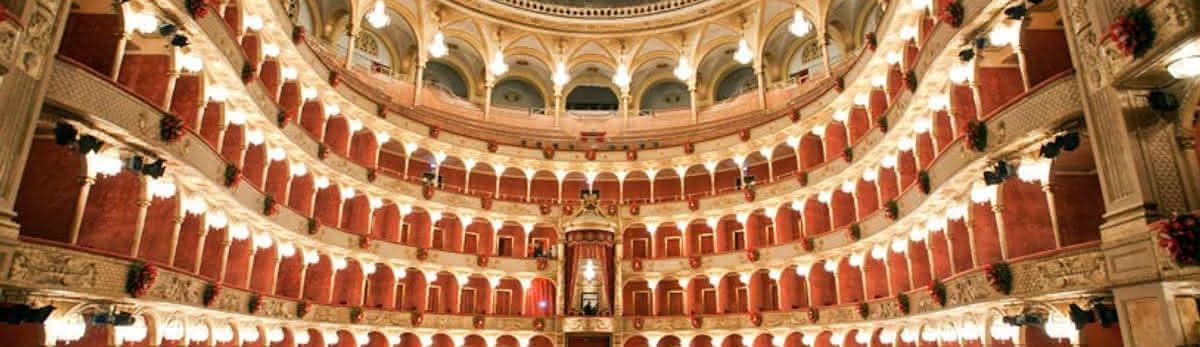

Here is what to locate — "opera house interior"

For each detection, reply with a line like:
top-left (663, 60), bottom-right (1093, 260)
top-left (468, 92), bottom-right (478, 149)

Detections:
top-left (2, 0), bottom-right (1200, 345)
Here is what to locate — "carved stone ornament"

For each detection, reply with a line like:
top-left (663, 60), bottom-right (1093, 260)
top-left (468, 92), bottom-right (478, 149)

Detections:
top-left (148, 273), bottom-right (203, 305)
top-left (1012, 251), bottom-right (1105, 295)
top-left (946, 272), bottom-right (994, 306)
top-left (8, 251), bottom-right (98, 289)
top-left (562, 317), bottom-right (612, 332)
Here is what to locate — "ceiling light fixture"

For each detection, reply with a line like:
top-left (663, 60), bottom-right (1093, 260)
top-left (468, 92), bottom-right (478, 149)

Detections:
top-left (366, 0), bottom-right (390, 28)
top-left (674, 56), bottom-right (693, 81)
top-left (734, 38), bottom-right (753, 64)
top-left (553, 61), bottom-right (570, 87)
top-left (613, 63), bottom-right (631, 89)
top-left (489, 51), bottom-right (509, 76)
top-left (789, 9), bottom-right (812, 37)
top-left (429, 31), bottom-right (448, 58)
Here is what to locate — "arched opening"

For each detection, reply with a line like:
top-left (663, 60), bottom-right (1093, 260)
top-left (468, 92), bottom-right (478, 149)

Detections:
top-left (566, 85), bottom-right (620, 111)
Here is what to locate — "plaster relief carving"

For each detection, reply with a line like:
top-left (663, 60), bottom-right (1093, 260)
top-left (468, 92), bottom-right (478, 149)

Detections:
top-left (9, 251), bottom-right (97, 289)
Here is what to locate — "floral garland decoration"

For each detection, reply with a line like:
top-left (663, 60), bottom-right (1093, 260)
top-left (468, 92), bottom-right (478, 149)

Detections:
top-left (350, 307), bottom-right (365, 323)
top-left (126, 262), bottom-right (158, 298)
top-left (877, 116), bottom-right (889, 132)
top-left (203, 283), bottom-right (222, 307)
top-left (903, 71), bottom-right (919, 91)
top-left (224, 164), bottom-right (241, 187)
top-left (297, 301), bottom-right (312, 318)
top-left (857, 303), bottom-right (870, 318)
top-left (1105, 7), bottom-right (1155, 58)
top-left (930, 279), bottom-right (947, 306)
top-left (248, 294), bottom-right (263, 314)
top-left (1157, 213), bottom-right (1200, 265)
top-left (185, 0), bottom-right (210, 18)
top-left (884, 199), bottom-right (900, 220)
top-left (263, 196), bottom-right (279, 216)
top-left (985, 262), bottom-right (1014, 295)
top-left (897, 293), bottom-right (911, 314)
top-left (803, 238), bottom-right (816, 252)
top-left (796, 171), bottom-right (809, 186)
top-left (918, 170), bottom-right (931, 194)
top-left (843, 146), bottom-right (854, 162)
top-left (276, 111), bottom-right (292, 127)
top-left (307, 217), bottom-right (319, 234)
top-left (849, 223), bottom-right (862, 241)
top-left (940, 0), bottom-right (965, 28)
top-left (807, 308), bottom-right (820, 322)
top-left (965, 120), bottom-right (988, 152)
top-left (160, 114), bottom-right (186, 143)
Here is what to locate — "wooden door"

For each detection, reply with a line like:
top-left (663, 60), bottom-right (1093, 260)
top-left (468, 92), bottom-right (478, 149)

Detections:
top-left (665, 237), bottom-right (682, 257)
top-left (498, 236), bottom-right (513, 257)
top-left (464, 232), bottom-right (479, 254)
top-left (634, 291), bottom-right (651, 315)
top-left (733, 230), bottom-right (746, 250)
top-left (702, 289), bottom-right (717, 314)
top-left (495, 290), bottom-right (511, 314)
top-left (432, 228), bottom-right (444, 249)
top-left (427, 286), bottom-right (441, 312)
top-left (460, 288), bottom-right (476, 314)
top-left (668, 291), bottom-right (684, 315)
top-left (631, 238), bottom-right (648, 259)
top-left (700, 234), bottom-right (715, 254)
top-left (735, 287), bottom-right (748, 313)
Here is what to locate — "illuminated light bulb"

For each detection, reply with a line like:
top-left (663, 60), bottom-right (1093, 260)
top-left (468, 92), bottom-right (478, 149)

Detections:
top-left (854, 93), bottom-right (870, 106)
top-left (735, 212), bottom-right (751, 224)
top-left (429, 209), bottom-right (443, 222)
top-left (849, 254), bottom-right (864, 267)
top-left (862, 169), bottom-right (878, 182)
top-left (789, 9), bottom-right (812, 37)
top-left (130, 12), bottom-right (159, 34)
top-left (301, 86), bottom-right (318, 101)
top-left (674, 56), bottom-right (693, 81)
top-left (613, 63), bottom-right (631, 88)
top-left (403, 142), bottom-right (419, 155)
top-left (397, 204), bottom-right (412, 216)
top-left (289, 162), bottom-right (308, 177)
top-left (348, 119), bottom-right (364, 133)
top-left (738, 271), bottom-right (752, 284)
top-left (253, 233), bottom-right (273, 249)
top-left (228, 223), bottom-right (249, 240)
top-left (833, 109), bottom-right (849, 122)
top-left (871, 245), bottom-right (886, 260)
top-left (706, 274), bottom-right (722, 287)
top-left (886, 51), bottom-right (902, 65)
top-left (823, 260), bottom-right (838, 273)
top-left (705, 216), bottom-right (719, 230)
top-left (315, 176), bottom-right (330, 189)
top-left (239, 325), bottom-right (260, 342)
top-left (817, 190), bottom-right (832, 203)
top-left (225, 109), bottom-right (246, 125)
top-left (890, 239), bottom-right (908, 253)
top-left (332, 256), bottom-right (348, 270)
top-left (1169, 56), bottom-right (1200, 79)
top-left (281, 67), bottom-right (298, 80)
top-left (946, 204), bottom-right (967, 220)
top-left (879, 327), bottom-right (897, 344)
top-left (183, 196), bottom-right (209, 215)
top-left (704, 160), bottom-right (718, 173)
top-left (791, 199), bottom-right (805, 211)
top-left (147, 177), bottom-right (177, 199)
top-left (909, 228), bottom-right (928, 242)
top-left (898, 136), bottom-right (916, 151)
top-left (899, 26), bottom-right (918, 41)
top-left (303, 250), bottom-right (320, 264)
top-left (914, 117), bottom-right (932, 133)
top-left (988, 23), bottom-right (1020, 47)
top-left (811, 124), bottom-right (826, 137)
top-left (161, 320), bottom-right (185, 341)
top-left (734, 38), bottom-right (753, 64)
top-left (325, 103), bottom-right (341, 116)
top-left (268, 147), bottom-right (287, 161)
top-left (1017, 158), bottom-right (1052, 183)
top-left (324, 330), bottom-right (340, 345)
top-left (921, 327), bottom-right (939, 342)
top-left (267, 327), bottom-right (284, 343)
top-left (187, 322), bottom-right (209, 342)
top-left (433, 151), bottom-right (448, 165)
top-left (293, 330), bottom-right (311, 345)
top-left (246, 129), bottom-right (265, 145)
top-left (208, 86), bottom-right (230, 102)
top-left (47, 313), bottom-right (87, 343)
top-left (880, 154), bottom-right (898, 168)
top-left (114, 317), bottom-right (148, 344)
top-left (926, 218), bottom-right (946, 232)
top-left (364, 263), bottom-right (378, 275)
top-left (553, 61), bottom-right (570, 87)
top-left (990, 319), bottom-right (1018, 341)
top-left (871, 74), bottom-right (887, 88)
top-left (366, 0), bottom-right (390, 28)
top-left (206, 211), bottom-right (229, 229)
top-left (732, 154), bottom-right (747, 167)
top-left (841, 180), bottom-right (857, 193)
top-left (900, 327), bottom-right (918, 343)
top-left (278, 242), bottom-right (296, 257)
top-left (970, 182), bottom-right (997, 203)
top-left (928, 93), bottom-right (950, 111)
top-left (949, 64), bottom-right (973, 84)
top-left (180, 53), bottom-right (204, 72)
top-left (786, 135), bottom-right (801, 148)
top-left (801, 334), bottom-right (816, 346)
top-left (429, 31), bottom-right (448, 58)
top-left (958, 321), bottom-right (981, 340)
top-left (368, 197), bottom-right (383, 210)
top-left (795, 262), bottom-right (812, 277)
top-left (340, 186), bottom-right (356, 200)
top-left (263, 43), bottom-right (280, 58)
top-left (243, 15), bottom-right (264, 32)
top-left (489, 51), bottom-right (509, 76)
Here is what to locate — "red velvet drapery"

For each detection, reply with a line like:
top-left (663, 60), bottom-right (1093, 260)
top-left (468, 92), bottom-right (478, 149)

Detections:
top-left (524, 277), bottom-right (556, 316)
top-left (568, 242), bottom-right (613, 314)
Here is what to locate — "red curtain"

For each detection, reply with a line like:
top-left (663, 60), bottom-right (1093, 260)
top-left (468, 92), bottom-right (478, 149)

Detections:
top-left (524, 277), bottom-right (556, 316)
top-left (567, 242), bottom-right (614, 314)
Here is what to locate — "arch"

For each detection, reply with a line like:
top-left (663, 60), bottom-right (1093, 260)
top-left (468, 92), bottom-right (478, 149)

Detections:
top-left (713, 66), bottom-right (757, 102)
top-left (565, 85), bottom-right (620, 111)
top-left (424, 60), bottom-right (470, 98)
top-left (637, 79), bottom-right (691, 111)
top-left (491, 77), bottom-right (548, 110)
